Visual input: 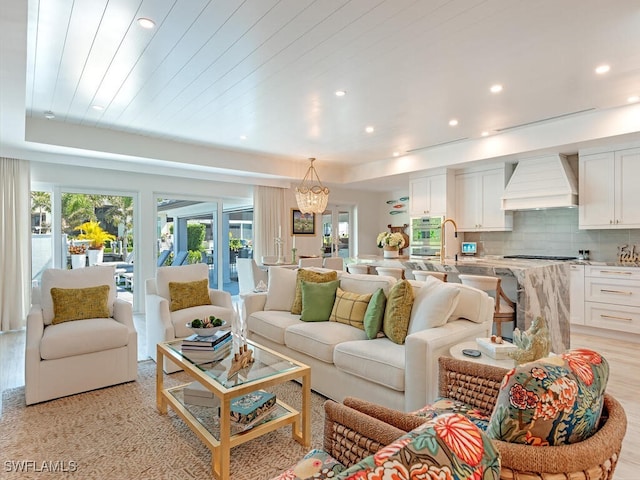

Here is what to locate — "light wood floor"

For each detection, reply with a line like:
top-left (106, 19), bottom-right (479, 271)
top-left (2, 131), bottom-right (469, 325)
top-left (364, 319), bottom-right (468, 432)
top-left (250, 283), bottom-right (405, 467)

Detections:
top-left (1, 327), bottom-right (637, 479)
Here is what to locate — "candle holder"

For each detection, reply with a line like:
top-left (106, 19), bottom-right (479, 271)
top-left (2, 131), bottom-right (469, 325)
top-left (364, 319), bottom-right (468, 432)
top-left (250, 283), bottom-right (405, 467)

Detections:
top-left (291, 247), bottom-right (297, 264)
top-left (275, 236), bottom-right (285, 264)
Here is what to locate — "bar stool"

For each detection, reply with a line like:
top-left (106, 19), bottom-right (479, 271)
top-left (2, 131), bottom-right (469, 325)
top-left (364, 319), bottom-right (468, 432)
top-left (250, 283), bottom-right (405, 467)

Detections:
top-left (412, 271), bottom-right (448, 282)
top-left (346, 264), bottom-right (370, 274)
top-left (458, 274), bottom-right (516, 337)
top-left (375, 267), bottom-right (404, 280)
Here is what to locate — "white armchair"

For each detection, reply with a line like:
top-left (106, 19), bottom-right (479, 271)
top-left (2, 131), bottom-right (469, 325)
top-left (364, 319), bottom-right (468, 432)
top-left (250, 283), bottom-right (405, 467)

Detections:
top-left (145, 263), bottom-right (234, 373)
top-left (26, 266), bottom-right (137, 405)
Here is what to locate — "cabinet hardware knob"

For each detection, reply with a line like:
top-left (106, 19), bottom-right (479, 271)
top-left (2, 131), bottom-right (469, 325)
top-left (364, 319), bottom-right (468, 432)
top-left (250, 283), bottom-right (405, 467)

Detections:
top-left (600, 270), bottom-right (633, 275)
top-left (600, 314), bottom-right (632, 322)
top-left (599, 289), bottom-right (632, 295)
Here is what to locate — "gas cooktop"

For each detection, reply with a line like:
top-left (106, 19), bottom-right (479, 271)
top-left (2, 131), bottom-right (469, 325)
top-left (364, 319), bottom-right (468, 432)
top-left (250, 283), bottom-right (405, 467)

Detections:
top-left (502, 255), bottom-right (577, 261)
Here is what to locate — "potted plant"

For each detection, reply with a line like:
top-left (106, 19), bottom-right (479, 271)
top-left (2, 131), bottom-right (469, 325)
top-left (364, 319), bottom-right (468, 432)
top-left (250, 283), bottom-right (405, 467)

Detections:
top-left (75, 220), bottom-right (116, 266)
top-left (69, 244), bottom-right (87, 269)
top-left (376, 231), bottom-right (406, 258)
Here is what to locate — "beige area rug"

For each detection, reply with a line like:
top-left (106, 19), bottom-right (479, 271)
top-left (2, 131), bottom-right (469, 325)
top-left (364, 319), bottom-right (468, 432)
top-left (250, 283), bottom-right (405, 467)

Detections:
top-left (0, 361), bottom-right (327, 480)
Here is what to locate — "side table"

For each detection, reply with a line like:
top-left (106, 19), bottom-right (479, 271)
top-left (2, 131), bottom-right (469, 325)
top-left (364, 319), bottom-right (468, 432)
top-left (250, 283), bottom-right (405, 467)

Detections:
top-left (449, 341), bottom-right (515, 369)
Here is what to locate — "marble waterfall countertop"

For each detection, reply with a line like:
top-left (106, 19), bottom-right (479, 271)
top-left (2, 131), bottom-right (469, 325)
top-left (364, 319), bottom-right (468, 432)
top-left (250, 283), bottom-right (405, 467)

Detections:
top-left (353, 255), bottom-right (571, 353)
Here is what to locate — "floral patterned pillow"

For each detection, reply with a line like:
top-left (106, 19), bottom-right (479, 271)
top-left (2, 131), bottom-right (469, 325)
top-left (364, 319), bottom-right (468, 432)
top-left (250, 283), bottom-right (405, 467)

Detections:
top-left (335, 413), bottom-right (500, 480)
top-left (486, 348), bottom-right (609, 446)
top-left (270, 449), bottom-right (345, 480)
top-left (411, 398), bottom-right (491, 431)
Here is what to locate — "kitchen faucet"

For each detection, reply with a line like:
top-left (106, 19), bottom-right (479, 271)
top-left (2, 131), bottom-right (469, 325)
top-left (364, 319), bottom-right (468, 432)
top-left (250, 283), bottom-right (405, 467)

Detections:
top-left (440, 218), bottom-right (458, 264)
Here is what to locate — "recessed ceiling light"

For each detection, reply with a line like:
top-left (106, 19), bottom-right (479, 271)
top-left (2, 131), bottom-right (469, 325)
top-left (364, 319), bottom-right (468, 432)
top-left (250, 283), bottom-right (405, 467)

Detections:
top-left (448, 119), bottom-right (459, 126)
top-left (595, 64), bottom-right (610, 74)
top-left (44, 111), bottom-right (55, 119)
top-left (628, 95), bottom-right (639, 103)
top-left (481, 131), bottom-right (489, 137)
top-left (365, 126), bottom-right (374, 133)
top-left (335, 90), bottom-right (346, 97)
top-left (239, 135), bottom-right (247, 140)
top-left (393, 151), bottom-right (400, 157)
top-left (137, 17), bottom-right (155, 29)
top-left (91, 105), bottom-right (104, 111)
top-left (490, 84), bottom-right (503, 93)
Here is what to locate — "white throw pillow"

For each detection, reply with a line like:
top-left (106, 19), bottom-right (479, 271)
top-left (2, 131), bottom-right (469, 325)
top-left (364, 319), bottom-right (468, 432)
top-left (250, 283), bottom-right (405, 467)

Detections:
top-left (264, 267), bottom-right (298, 311)
top-left (449, 283), bottom-right (491, 323)
top-left (407, 277), bottom-right (460, 334)
top-left (339, 273), bottom-right (396, 296)
top-left (156, 263), bottom-right (209, 301)
top-left (41, 266), bottom-right (117, 325)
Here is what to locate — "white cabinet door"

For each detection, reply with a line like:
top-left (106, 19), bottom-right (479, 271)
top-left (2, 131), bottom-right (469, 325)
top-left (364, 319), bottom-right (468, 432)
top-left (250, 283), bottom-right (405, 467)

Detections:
top-left (409, 174), bottom-right (446, 217)
top-left (409, 177), bottom-right (428, 216)
top-left (479, 169), bottom-right (507, 230)
top-left (616, 148), bottom-right (640, 227)
top-left (455, 173), bottom-right (479, 230)
top-left (455, 168), bottom-right (511, 231)
top-left (569, 264), bottom-right (585, 325)
top-left (580, 148), bottom-right (640, 228)
top-left (579, 152), bottom-right (615, 228)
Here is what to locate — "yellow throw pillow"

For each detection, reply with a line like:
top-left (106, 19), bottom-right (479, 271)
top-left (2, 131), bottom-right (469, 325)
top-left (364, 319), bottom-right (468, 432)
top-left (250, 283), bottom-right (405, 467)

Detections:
top-left (383, 280), bottom-right (415, 344)
top-left (169, 279), bottom-right (212, 312)
top-left (330, 288), bottom-right (372, 330)
top-left (291, 269), bottom-right (338, 314)
top-left (51, 285), bottom-right (111, 324)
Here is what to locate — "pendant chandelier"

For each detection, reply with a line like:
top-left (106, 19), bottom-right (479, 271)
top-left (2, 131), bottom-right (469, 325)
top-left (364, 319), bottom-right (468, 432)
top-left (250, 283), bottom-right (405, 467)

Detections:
top-left (295, 158), bottom-right (330, 215)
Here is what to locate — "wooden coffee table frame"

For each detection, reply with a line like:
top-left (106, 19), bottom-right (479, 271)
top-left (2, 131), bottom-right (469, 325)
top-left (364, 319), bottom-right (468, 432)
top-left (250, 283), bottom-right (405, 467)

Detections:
top-left (156, 339), bottom-right (311, 480)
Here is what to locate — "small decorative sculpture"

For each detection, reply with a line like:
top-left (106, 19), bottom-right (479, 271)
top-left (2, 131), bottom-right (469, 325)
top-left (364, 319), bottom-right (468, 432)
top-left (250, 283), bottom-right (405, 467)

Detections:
top-left (227, 344), bottom-right (254, 379)
top-left (509, 316), bottom-right (551, 365)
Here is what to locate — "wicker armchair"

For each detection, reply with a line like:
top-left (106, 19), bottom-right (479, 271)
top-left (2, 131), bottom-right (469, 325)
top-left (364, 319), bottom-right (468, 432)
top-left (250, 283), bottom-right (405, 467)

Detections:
top-left (323, 357), bottom-right (627, 480)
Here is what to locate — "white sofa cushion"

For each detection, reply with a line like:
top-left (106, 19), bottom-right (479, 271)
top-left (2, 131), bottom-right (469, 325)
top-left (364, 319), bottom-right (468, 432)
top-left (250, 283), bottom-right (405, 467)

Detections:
top-left (41, 266), bottom-right (116, 325)
top-left (339, 274), bottom-right (396, 296)
top-left (156, 263), bottom-right (210, 301)
top-left (285, 322), bottom-right (367, 363)
top-left (248, 311), bottom-right (302, 345)
top-left (449, 283), bottom-right (492, 323)
top-left (334, 338), bottom-right (405, 391)
top-left (407, 278), bottom-right (461, 334)
top-left (264, 266), bottom-right (298, 311)
top-left (40, 318), bottom-right (129, 360)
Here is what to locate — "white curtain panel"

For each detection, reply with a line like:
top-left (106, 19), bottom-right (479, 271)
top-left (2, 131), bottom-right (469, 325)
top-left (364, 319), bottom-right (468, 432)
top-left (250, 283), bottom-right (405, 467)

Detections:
top-left (0, 158), bottom-right (31, 331)
top-left (253, 186), bottom-right (286, 263)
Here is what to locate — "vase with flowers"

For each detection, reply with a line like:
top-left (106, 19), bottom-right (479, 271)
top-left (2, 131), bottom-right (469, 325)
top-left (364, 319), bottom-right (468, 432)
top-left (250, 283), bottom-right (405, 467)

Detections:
top-left (75, 221), bottom-right (116, 266)
top-left (69, 244), bottom-right (87, 269)
top-left (376, 231), bottom-right (406, 258)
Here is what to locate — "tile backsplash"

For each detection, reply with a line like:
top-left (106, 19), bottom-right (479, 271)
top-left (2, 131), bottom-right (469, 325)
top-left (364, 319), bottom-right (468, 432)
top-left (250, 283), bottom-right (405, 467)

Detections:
top-left (464, 208), bottom-right (640, 262)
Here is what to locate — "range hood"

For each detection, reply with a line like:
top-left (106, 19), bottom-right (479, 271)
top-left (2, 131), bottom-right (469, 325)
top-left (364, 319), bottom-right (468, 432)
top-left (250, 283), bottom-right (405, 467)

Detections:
top-left (501, 154), bottom-right (578, 210)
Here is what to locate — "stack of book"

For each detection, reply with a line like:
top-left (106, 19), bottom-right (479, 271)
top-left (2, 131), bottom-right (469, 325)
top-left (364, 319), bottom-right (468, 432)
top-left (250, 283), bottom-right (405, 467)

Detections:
top-left (181, 330), bottom-right (232, 361)
top-left (475, 337), bottom-right (518, 359)
top-left (227, 390), bottom-right (277, 432)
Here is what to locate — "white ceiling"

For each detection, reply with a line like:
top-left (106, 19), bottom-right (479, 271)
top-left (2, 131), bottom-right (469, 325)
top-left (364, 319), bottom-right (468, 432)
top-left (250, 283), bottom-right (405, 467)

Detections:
top-left (2, 0), bottom-right (640, 190)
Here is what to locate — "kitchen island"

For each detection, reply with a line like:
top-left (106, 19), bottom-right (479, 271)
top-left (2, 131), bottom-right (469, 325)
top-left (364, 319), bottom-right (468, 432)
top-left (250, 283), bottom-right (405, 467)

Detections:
top-left (352, 255), bottom-right (571, 353)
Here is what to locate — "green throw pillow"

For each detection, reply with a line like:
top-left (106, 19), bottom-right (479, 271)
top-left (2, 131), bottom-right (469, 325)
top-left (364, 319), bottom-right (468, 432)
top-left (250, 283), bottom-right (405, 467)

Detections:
top-left (291, 269), bottom-right (338, 314)
top-left (50, 284), bottom-right (111, 324)
top-left (382, 280), bottom-right (414, 344)
top-left (300, 280), bottom-right (339, 322)
top-left (363, 288), bottom-right (386, 339)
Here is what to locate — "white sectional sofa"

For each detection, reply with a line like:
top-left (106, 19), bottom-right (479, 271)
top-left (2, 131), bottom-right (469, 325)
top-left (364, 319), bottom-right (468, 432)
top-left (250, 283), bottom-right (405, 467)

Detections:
top-left (243, 268), bottom-right (494, 412)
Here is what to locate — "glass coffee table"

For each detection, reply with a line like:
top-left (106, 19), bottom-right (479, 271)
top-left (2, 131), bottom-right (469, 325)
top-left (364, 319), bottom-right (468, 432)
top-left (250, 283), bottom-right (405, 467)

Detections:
top-left (156, 337), bottom-right (311, 480)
